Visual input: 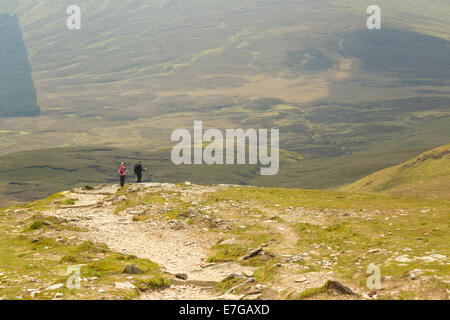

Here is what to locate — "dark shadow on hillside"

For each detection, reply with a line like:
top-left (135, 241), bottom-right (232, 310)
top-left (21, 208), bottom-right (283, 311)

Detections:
top-left (0, 14), bottom-right (40, 117)
top-left (335, 28), bottom-right (450, 80)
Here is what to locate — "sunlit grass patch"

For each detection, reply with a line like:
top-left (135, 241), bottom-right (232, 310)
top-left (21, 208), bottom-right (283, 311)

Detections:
top-left (297, 285), bottom-right (327, 300)
top-left (59, 199), bottom-right (76, 206)
top-left (0, 210), bottom-right (167, 300)
top-left (295, 222), bottom-right (362, 249)
top-left (24, 192), bottom-right (66, 211)
top-left (27, 220), bottom-right (45, 231)
top-left (209, 187), bottom-right (450, 211)
top-left (254, 263), bottom-right (280, 283)
top-left (237, 231), bottom-right (279, 247)
top-left (135, 276), bottom-right (171, 291)
top-left (206, 244), bottom-right (248, 263)
top-left (23, 215), bottom-right (80, 233)
top-left (216, 275), bottom-right (250, 294)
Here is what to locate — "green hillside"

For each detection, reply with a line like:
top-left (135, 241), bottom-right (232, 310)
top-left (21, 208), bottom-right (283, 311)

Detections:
top-left (0, 1), bottom-right (448, 203)
top-left (0, 13), bottom-right (40, 117)
top-left (340, 143), bottom-right (450, 199)
top-left (0, 0), bottom-right (449, 302)
top-left (0, 0), bottom-right (447, 154)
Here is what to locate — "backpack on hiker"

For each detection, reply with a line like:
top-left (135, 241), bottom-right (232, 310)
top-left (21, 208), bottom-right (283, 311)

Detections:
top-left (133, 163), bottom-right (141, 175)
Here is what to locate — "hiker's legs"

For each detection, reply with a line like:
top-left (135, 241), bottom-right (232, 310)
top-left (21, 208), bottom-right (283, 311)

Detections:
top-left (120, 175), bottom-right (126, 187)
top-left (137, 173), bottom-right (142, 183)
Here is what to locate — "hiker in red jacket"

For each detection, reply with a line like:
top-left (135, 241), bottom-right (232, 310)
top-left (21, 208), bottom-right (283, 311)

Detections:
top-left (118, 162), bottom-right (128, 187)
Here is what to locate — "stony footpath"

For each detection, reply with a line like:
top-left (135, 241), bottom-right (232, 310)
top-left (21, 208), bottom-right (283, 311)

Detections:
top-left (42, 183), bottom-right (259, 300)
top-left (1, 182), bottom-right (448, 300)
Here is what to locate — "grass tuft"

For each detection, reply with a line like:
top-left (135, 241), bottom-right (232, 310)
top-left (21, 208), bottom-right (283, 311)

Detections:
top-left (206, 244), bottom-right (248, 263)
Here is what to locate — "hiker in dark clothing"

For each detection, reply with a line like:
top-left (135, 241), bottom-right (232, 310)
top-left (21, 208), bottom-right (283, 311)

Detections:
top-left (119, 162), bottom-right (128, 187)
top-left (133, 160), bottom-right (147, 183)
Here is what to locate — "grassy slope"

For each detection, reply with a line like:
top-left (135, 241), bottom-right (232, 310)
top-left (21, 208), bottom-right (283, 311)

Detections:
top-left (2, 183), bottom-right (449, 300)
top-left (202, 186), bottom-right (450, 299)
top-left (340, 143), bottom-right (450, 199)
top-left (0, 195), bottom-right (169, 300)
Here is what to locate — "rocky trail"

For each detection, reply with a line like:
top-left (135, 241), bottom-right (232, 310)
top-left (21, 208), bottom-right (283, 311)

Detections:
top-left (42, 183), bottom-right (259, 300)
top-left (24, 182), bottom-right (448, 301)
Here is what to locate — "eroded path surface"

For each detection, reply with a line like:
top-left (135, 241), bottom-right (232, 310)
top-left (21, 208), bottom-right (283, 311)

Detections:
top-left (44, 183), bottom-right (257, 300)
top-left (39, 183), bottom-right (449, 300)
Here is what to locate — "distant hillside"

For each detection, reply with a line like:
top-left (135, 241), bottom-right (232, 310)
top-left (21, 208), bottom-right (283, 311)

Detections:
top-left (0, 14), bottom-right (40, 117)
top-left (0, 144), bottom-right (435, 207)
top-left (0, 1), bottom-right (448, 202)
top-left (0, 0), bottom-right (447, 157)
top-left (340, 144), bottom-right (450, 199)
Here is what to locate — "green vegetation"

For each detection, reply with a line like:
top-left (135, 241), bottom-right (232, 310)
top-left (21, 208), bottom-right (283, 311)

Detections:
top-left (341, 144), bottom-right (450, 199)
top-left (60, 199), bottom-right (76, 206)
top-left (135, 276), bottom-right (171, 291)
top-left (0, 1), bottom-right (448, 206)
top-left (80, 253), bottom-right (159, 278)
top-left (0, 147), bottom-right (262, 207)
top-left (295, 223), bottom-right (360, 249)
top-left (3, 141), bottom-right (449, 208)
top-left (0, 0), bottom-right (449, 298)
top-left (217, 276), bottom-right (244, 292)
top-left (254, 263), bottom-right (280, 283)
top-left (216, 275), bottom-right (251, 294)
top-left (200, 183), bottom-right (449, 299)
top-left (1, 178), bottom-right (448, 299)
top-left (0, 210), bottom-right (168, 300)
top-left (208, 185), bottom-right (450, 211)
top-left (22, 192), bottom-right (65, 212)
top-left (23, 214), bottom-right (82, 233)
top-left (206, 244), bottom-right (248, 263)
top-left (27, 220), bottom-right (44, 231)
top-left (297, 285), bottom-right (327, 300)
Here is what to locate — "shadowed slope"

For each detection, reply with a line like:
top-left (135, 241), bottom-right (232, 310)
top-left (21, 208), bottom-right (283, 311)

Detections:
top-left (0, 14), bottom-right (40, 117)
